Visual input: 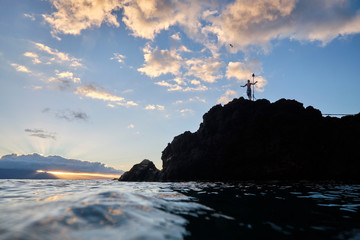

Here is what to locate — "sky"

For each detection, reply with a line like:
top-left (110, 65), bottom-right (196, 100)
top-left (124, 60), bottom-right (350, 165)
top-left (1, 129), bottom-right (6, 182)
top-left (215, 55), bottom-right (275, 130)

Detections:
top-left (0, 0), bottom-right (360, 172)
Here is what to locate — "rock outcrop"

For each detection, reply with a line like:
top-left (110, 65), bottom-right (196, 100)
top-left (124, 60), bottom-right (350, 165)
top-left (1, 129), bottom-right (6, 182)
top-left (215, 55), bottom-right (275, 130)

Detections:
top-left (120, 98), bottom-right (360, 182)
top-left (119, 159), bottom-right (162, 181)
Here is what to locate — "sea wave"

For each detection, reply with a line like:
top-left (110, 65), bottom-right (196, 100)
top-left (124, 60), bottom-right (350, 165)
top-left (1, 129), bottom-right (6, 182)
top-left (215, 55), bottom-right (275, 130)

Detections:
top-left (1, 180), bottom-right (360, 240)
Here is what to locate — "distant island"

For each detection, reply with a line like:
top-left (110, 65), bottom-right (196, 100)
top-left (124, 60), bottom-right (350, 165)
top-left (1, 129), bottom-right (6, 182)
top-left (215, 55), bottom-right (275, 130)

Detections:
top-left (119, 98), bottom-right (360, 182)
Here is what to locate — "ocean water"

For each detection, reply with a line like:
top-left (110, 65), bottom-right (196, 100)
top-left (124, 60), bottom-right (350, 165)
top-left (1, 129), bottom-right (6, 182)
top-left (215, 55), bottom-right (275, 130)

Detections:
top-left (0, 180), bottom-right (360, 240)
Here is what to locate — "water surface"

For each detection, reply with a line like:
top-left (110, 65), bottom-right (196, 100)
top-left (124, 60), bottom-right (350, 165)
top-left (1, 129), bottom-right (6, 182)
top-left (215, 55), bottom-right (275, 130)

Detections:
top-left (0, 180), bottom-right (359, 239)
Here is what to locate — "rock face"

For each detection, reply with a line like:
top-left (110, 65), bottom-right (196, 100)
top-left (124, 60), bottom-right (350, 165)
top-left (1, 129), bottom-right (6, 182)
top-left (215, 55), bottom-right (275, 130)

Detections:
top-left (119, 159), bottom-right (162, 181)
top-left (120, 98), bottom-right (360, 182)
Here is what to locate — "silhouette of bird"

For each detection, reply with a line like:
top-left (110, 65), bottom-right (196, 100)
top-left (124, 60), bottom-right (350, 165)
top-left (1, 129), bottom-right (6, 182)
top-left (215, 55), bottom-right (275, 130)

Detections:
top-left (229, 44), bottom-right (233, 48)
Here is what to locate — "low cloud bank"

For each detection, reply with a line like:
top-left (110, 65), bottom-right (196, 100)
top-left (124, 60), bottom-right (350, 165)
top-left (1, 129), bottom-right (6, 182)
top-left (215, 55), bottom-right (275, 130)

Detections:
top-left (0, 153), bottom-right (123, 174)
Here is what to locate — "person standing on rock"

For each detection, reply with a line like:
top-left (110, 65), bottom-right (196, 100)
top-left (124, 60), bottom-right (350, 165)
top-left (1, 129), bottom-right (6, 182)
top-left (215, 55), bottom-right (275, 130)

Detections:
top-left (241, 80), bottom-right (257, 100)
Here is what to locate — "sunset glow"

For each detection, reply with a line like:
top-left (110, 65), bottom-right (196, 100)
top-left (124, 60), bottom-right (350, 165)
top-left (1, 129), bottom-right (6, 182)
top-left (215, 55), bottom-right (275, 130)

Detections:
top-left (36, 170), bottom-right (120, 180)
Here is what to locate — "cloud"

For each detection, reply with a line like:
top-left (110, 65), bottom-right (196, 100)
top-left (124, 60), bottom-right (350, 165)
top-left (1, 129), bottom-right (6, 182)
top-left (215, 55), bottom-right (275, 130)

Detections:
top-left (43, 0), bottom-right (206, 42)
top-left (43, 0), bottom-right (122, 38)
top-left (122, 89), bottom-right (134, 94)
top-left (24, 13), bottom-right (36, 21)
top-left (171, 32), bottom-right (181, 40)
top-left (174, 97), bottom-right (206, 104)
top-left (34, 42), bottom-right (82, 67)
top-left (121, 0), bottom-right (183, 40)
top-left (0, 153), bottom-right (123, 174)
top-left (42, 108), bottom-right (89, 121)
top-left (55, 70), bottom-right (81, 83)
top-left (226, 61), bottom-right (267, 91)
top-left (75, 84), bottom-right (124, 102)
top-left (217, 89), bottom-right (237, 105)
top-left (189, 96), bottom-right (206, 103)
top-left (127, 124), bottom-right (135, 129)
top-left (226, 62), bottom-right (252, 81)
top-left (56, 109), bottom-right (89, 121)
top-left (179, 108), bottom-right (194, 116)
top-left (24, 52), bottom-right (41, 64)
top-left (117, 100), bottom-right (138, 107)
top-left (145, 104), bottom-right (164, 110)
top-left (190, 79), bottom-right (201, 85)
top-left (11, 63), bottom-right (31, 73)
top-left (185, 57), bottom-right (223, 83)
top-left (154, 79), bottom-right (208, 92)
top-left (75, 83), bottom-right (137, 107)
top-left (138, 44), bottom-right (182, 77)
top-left (110, 53), bottom-right (126, 64)
top-left (205, 0), bottom-right (360, 51)
top-left (24, 129), bottom-right (57, 140)
top-left (47, 77), bottom-right (73, 90)
top-left (42, 0), bottom-right (360, 51)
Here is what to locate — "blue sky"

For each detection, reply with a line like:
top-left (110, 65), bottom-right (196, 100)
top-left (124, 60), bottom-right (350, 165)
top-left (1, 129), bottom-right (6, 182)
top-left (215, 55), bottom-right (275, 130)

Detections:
top-left (1, 0), bottom-right (360, 171)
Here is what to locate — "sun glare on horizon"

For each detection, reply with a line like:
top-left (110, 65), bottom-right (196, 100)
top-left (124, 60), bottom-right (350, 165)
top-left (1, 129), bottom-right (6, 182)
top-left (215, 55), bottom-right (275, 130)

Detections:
top-left (36, 170), bottom-right (120, 180)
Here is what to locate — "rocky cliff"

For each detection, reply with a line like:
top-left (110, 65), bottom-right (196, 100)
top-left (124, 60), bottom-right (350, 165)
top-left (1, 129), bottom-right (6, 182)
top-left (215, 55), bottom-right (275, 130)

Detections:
top-left (119, 98), bottom-right (360, 182)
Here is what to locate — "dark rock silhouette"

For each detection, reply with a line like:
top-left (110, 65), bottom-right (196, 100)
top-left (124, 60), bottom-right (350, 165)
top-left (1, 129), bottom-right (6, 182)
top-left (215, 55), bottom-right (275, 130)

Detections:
top-left (119, 159), bottom-right (162, 181)
top-left (120, 98), bottom-right (360, 182)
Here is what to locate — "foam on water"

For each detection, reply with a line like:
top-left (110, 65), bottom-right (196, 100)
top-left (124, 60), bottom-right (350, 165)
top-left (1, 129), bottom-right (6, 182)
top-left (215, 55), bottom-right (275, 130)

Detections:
top-left (0, 180), bottom-right (360, 240)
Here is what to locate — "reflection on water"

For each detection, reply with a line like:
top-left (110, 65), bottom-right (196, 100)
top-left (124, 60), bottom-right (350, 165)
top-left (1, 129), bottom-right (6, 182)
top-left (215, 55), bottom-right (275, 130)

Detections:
top-left (0, 180), bottom-right (359, 240)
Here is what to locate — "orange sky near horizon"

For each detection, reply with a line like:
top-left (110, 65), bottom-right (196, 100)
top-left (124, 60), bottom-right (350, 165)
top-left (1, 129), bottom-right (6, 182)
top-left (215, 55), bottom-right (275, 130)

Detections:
top-left (36, 170), bottom-right (121, 180)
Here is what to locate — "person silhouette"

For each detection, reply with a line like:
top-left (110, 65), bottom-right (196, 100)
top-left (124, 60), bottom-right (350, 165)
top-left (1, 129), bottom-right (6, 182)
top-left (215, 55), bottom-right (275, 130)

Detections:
top-left (241, 79), bottom-right (257, 100)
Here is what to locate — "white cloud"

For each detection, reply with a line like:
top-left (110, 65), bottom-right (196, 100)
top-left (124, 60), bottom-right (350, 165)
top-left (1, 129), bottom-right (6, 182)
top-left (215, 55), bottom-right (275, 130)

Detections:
top-left (226, 62), bottom-right (252, 81)
top-left (226, 61), bottom-right (267, 91)
top-left (182, 85), bottom-right (208, 92)
top-left (154, 79), bottom-right (208, 92)
top-left (144, 104), bottom-right (164, 110)
top-left (110, 53), bottom-right (126, 64)
top-left (34, 42), bottom-right (83, 67)
top-left (179, 108), bottom-right (194, 116)
top-left (43, 0), bottom-right (122, 38)
top-left (75, 84), bottom-right (138, 107)
top-left (205, 0), bottom-right (360, 51)
top-left (185, 57), bottom-right (223, 83)
top-left (122, 89), bottom-right (134, 94)
top-left (128, 124), bottom-right (135, 129)
top-left (24, 52), bottom-right (41, 64)
top-left (117, 101), bottom-right (138, 107)
top-left (145, 104), bottom-right (156, 110)
top-left (157, 105), bottom-right (165, 110)
top-left (202, 9), bottom-right (217, 19)
top-left (11, 63), bottom-right (31, 73)
top-left (42, 0), bottom-right (360, 51)
top-left (75, 84), bottom-right (123, 102)
top-left (217, 89), bottom-right (237, 105)
top-left (171, 32), bottom-right (181, 40)
top-left (121, 0), bottom-right (203, 40)
top-left (55, 70), bottom-right (81, 83)
top-left (56, 71), bottom-right (72, 79)
top-left (24, 13), bottom-right (35, 21)
top-left (189, 96), bottom-right (206, 103)
top-left (138, 44), bottom-right (182, 77)
top-left (178, 45), bottom-right (191, 53)
top-left (190, 79), bottom-right (201, 85)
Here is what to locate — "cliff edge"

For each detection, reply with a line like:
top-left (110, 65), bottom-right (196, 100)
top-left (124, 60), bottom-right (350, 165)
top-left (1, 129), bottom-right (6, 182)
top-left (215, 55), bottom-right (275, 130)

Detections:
top-left (120, 98), bottom-right (360, 182)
